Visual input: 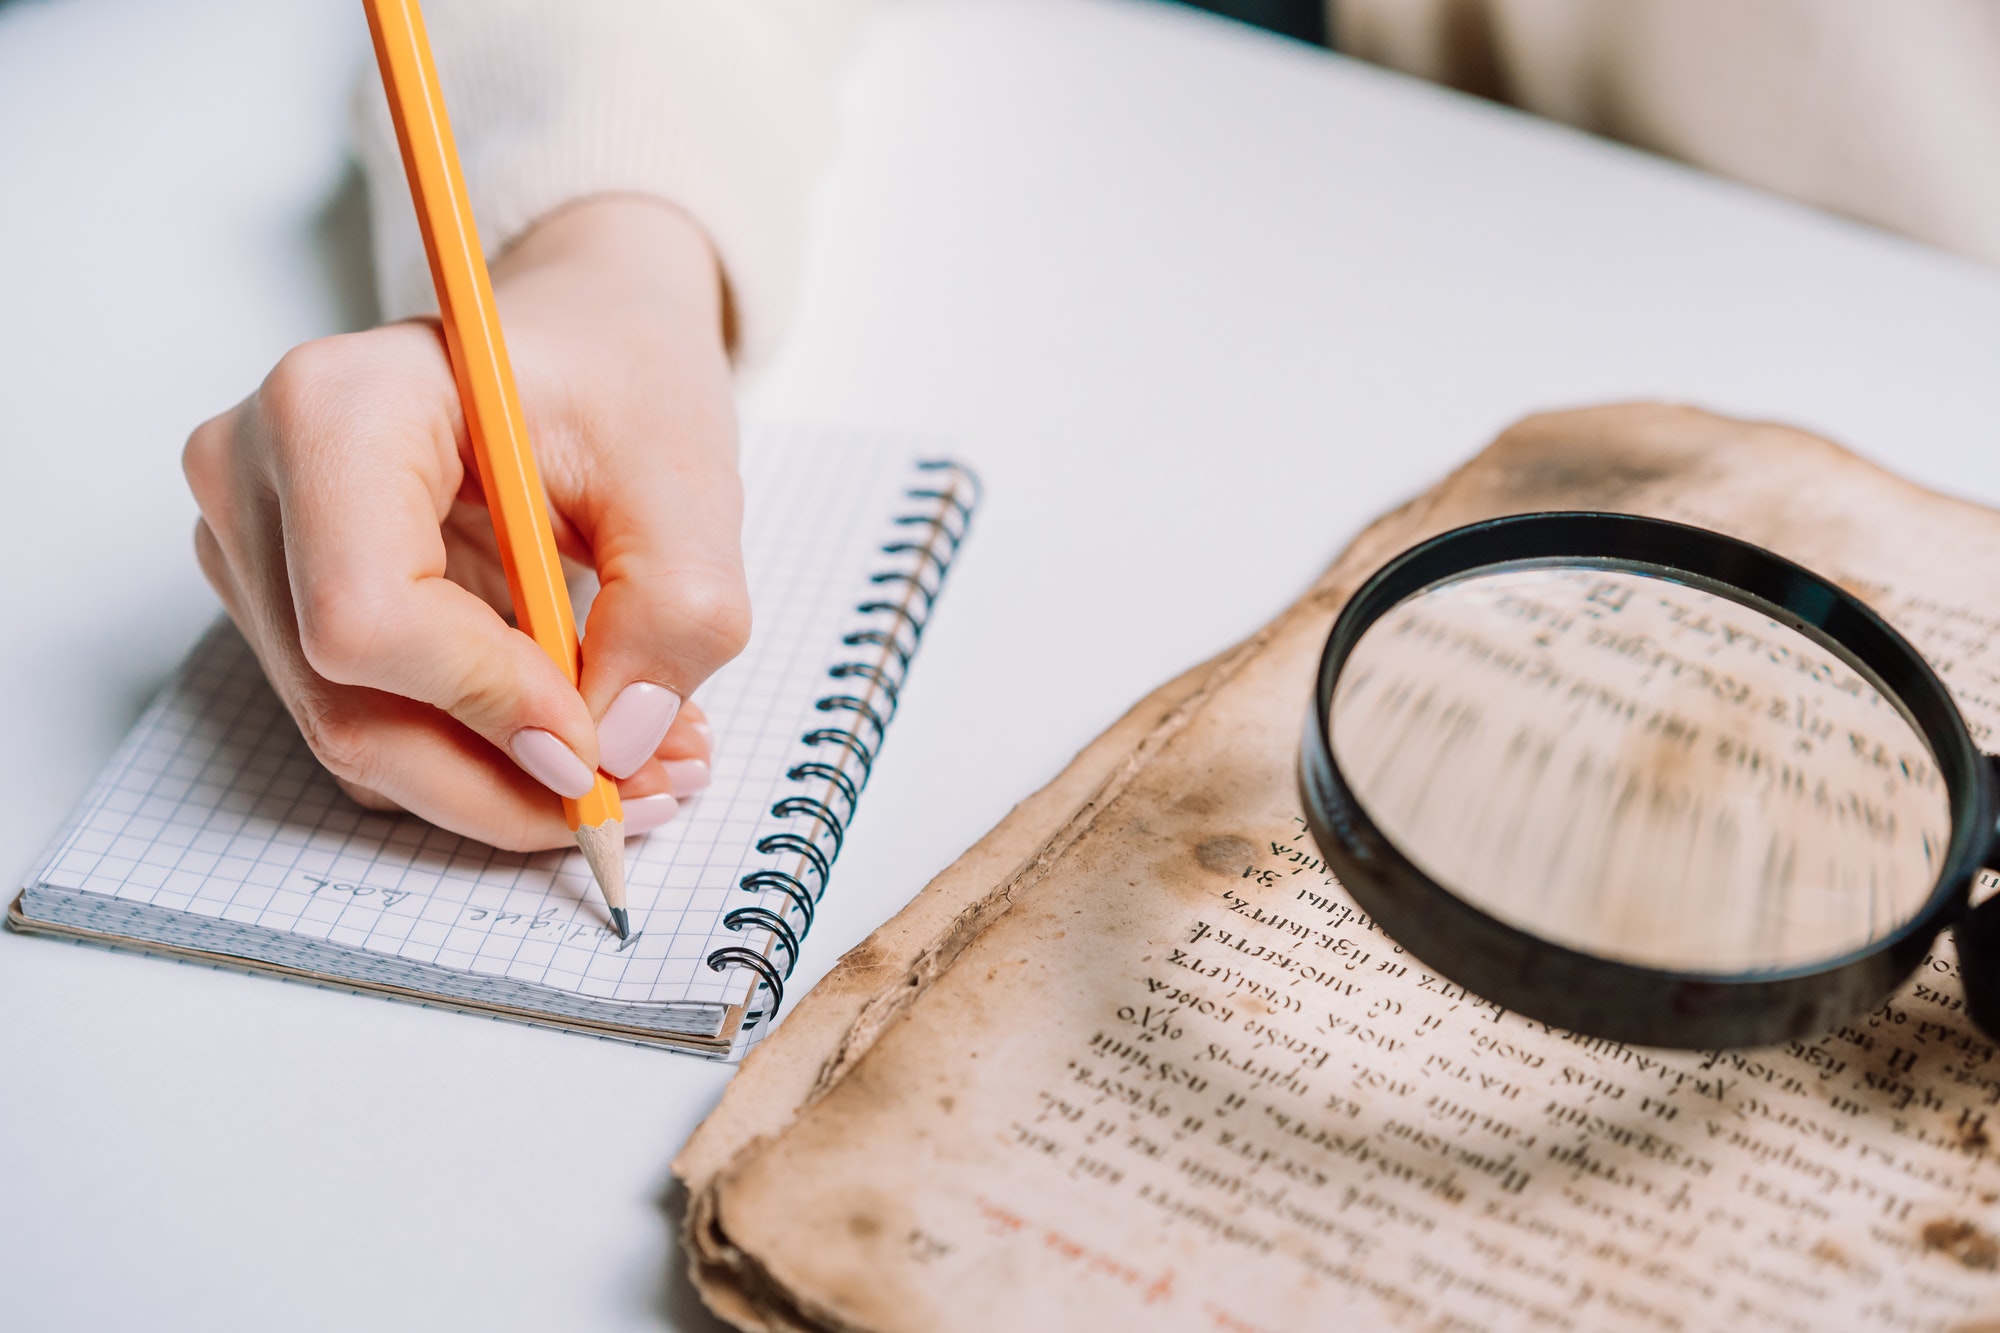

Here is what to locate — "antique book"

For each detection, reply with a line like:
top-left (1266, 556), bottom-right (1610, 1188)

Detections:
top-left (10, 429), bottom-right (978, 1059)
top-left (678, 405), bottom-right (2000, 1329)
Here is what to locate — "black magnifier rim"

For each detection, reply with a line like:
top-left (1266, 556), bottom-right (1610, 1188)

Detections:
top-left (1299, 511), bottom-right (1990, 1050)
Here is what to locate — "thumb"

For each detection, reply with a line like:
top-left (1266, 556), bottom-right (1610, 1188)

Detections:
top-left (573, 432), bottom-right (751, 778)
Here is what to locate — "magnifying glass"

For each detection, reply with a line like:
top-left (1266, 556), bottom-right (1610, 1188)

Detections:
top-left (1298, 512), bottom-right (2000, 1049)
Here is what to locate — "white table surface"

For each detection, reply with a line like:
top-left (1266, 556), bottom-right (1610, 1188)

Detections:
top-left (5, 0), bottom-right (1999, 1328)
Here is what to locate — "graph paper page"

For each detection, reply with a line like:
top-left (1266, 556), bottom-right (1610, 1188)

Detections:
top-left (29, 430), bottom-right (937, 1020)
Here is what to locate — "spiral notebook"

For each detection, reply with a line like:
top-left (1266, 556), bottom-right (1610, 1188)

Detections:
top-left (8, 428), bottom-right (978, 1058)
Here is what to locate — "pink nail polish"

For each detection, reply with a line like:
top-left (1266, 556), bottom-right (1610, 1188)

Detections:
top-left (690, 719), bottom-right (716, 750)
top-left (509, 728), bottom-right (595, 799)
top-left (622, 793), bottom-right (680, 836)
top-left (663, 758), bottom-right (711, 798)
top-left (598, 682), bottom-right (682, 779)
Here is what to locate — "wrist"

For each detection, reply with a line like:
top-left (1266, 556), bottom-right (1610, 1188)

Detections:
top-left (494, 195), bottom-right (731, 353)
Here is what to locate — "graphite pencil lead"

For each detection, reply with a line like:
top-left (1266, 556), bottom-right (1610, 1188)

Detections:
top-left (572, 819), bottom-right (629, 936)
top-left (609, 907), bottom-right (631, 941)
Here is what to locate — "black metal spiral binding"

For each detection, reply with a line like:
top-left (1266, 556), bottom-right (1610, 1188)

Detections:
top-left (740, 869), bottom-right (817, 933)
top-left (723, 906), bottom-right (800, 973)
top-left (828, 661), bottom-right (901, 709)
top-left (707, 460), bottom-right (981, 1029)
top-left (787, 761), bottom-right (859, 817)
top-left (706, 947), bottom-right (786, 1020)
top-left (815, 694), bottom-right (891, 745)
top-left (800, 728), bottom-right (875, 781)
top-left (842, 628), bottom-right (913, 674)
top-left (869, 569), bottom-right (940, 615)
top-left (755, 832), bottom-right (830, 895)
top-left (770, 796), bottom-right (846, 859)
top-left (852, 601), bottom-right (927, 651)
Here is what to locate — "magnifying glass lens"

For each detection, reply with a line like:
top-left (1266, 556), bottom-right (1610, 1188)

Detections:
top-left (1329, 564), bottom-right (1951, 974)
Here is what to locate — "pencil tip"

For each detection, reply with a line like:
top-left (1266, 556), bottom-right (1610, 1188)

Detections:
top-left (573, 820), bottom-right (629, 935)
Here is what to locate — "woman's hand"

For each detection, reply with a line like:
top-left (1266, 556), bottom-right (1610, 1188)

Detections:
top-left (183, 197), bottom-right (746, 851)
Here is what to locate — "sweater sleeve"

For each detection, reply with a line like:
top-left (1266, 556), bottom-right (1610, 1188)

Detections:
top-left (353, 0), bottom-right (845, 367)
top-left (1330, 0), bottom-right (2000, 271)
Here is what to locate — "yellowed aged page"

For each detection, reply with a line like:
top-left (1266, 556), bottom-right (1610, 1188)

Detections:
top-left (680, 660), bottom-right (1215, 1180)
top-left (678, 656), bottom-right (1228, 1331)
top-left (699, 407), bottom-right (2000, 1332)
top-left (679, 485), bottom-right (1450, 1194)
top-left (679, 494), bottom-right (1452, 1329)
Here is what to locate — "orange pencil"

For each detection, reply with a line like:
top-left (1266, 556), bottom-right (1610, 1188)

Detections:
top-left (361, 0), bottom-right (631, 936)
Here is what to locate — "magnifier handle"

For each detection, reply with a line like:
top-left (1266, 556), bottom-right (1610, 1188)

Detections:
top-left (1956, 900), bottom-right (2000, 1042)
top-left (1952, 754), bottom-right (2000, 1042)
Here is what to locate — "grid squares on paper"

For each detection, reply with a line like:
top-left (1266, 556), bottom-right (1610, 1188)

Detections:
top-left (27, 430), bottom-right (938, 1017)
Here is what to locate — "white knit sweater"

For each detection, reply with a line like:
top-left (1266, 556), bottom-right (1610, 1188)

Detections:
top-left (352, 0), bottom-right (2000, 375)
top-left (351, 0), bottom-right (859, 367)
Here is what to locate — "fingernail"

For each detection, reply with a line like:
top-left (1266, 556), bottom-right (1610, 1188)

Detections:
top-left (597, 682), bottom-right (682, 779)
top-left (509, 728), bottom-right (596, 799)
top-left (663, 759), bottom-right (711, 798)
top-left (690, 719), bottom-right (715, 749)
top-left (622, 793), bottom-right (681, 836)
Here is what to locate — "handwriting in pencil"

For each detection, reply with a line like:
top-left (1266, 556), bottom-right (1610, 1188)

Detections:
top-left (459, 902), bottom-right (642, 950)
top-left (297, 876), bottom-right (640, 951)
top-left (302, 875), bottom-right (410, 909)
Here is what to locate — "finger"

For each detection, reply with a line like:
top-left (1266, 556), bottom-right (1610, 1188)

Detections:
top-left (332, 776), bottom-right (406, 814)
top-left (206, 519), bottom-right (411, 816)
top-left (653, 699), bottom-right (712, 762)
top-left (606, 697), bottom-right (716, 830)
top-left (615, 787), bottom-right (681, 838)
top-left (192, 517), bottom-right (240, 618)
top-left (647, 701), bottom-right (713, 798)
top-left (641, 749), bottom-right (710, 800)
top-left (679, 698), bottom-right (712, 738)
top-left (253, 336), bottom-right (603, 795)
top-left (616, 757), bottom-right (672, 798)
top-left (557, 407), bottom-right (751, 771)
top-left (207, 508), bottom-right (570, 843)
top-left (611, 753), bottom-right (683, 835)
top-left (616, 705), bottom-right (713, 800)
top-left (596, 680), bottom-right (681, 779)
top-left (284, 681), bottom-right (579, 851)
top-left (252, 594), bottom-right (580, 848)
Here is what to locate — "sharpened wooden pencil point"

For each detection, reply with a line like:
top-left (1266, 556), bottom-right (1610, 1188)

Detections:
top-left (365, 0), bottom-right (634, 932)
top-left (574, 819), bottom-right (630, 935)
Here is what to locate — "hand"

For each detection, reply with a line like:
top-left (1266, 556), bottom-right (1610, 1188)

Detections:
top-left (183, 198), bottom-right (748, 851)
